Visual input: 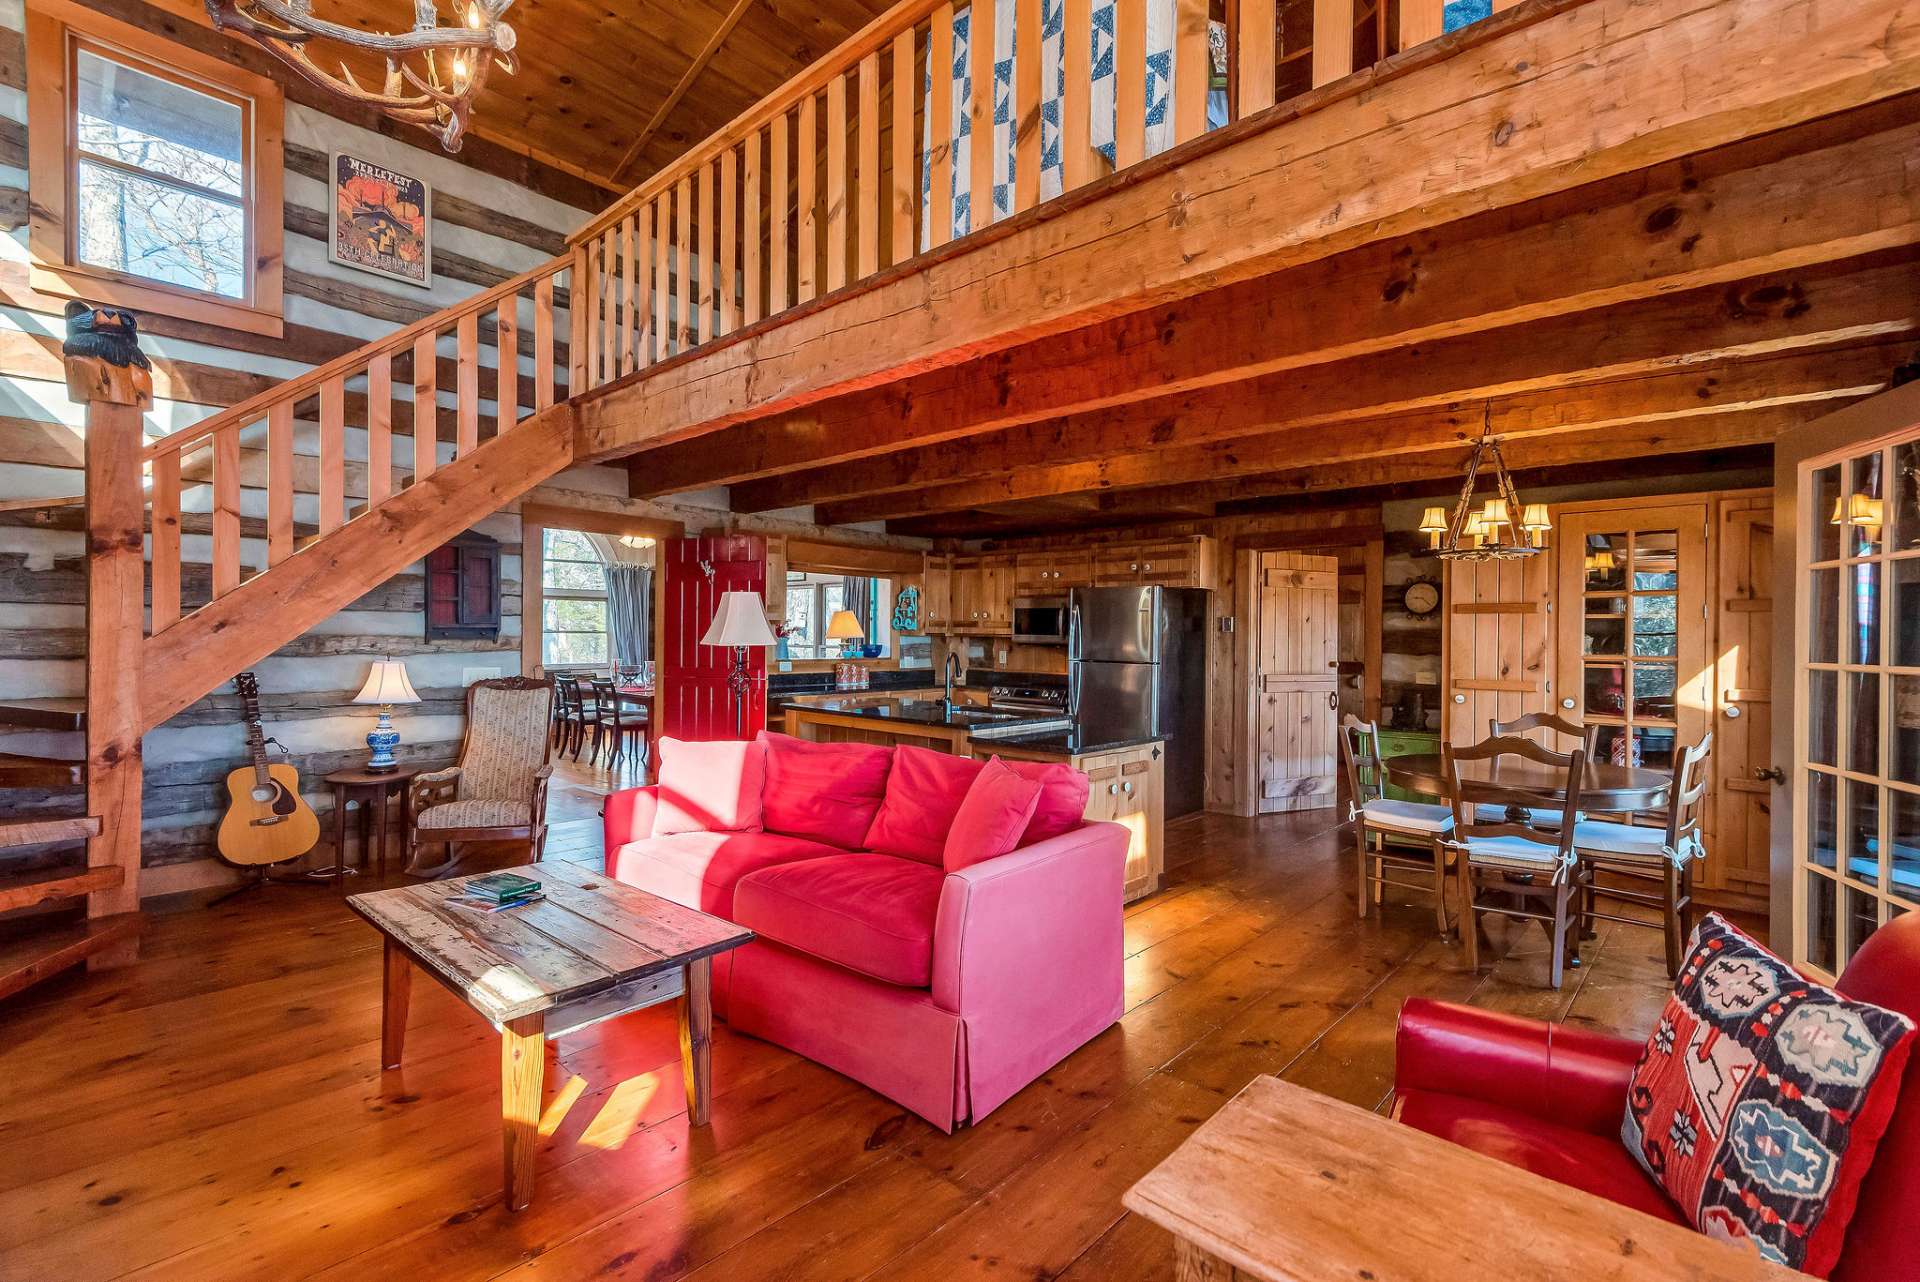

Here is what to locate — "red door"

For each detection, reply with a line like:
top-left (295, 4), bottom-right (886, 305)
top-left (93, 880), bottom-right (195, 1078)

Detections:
top-left (659, 534), bottom-right (768, 740)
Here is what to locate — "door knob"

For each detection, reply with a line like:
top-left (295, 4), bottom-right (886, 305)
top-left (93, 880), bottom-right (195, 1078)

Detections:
top-left (1725, 705), bottom-right (1741, 719)
top-left (1561, 697), bottom-right (1576, 710)
top-left (1754, 766), bottom-right (1785, 784)
top-left (1454, 693), bottom-right (1466, 704)
top-left (1327, 691), bottom-right (1338, 710)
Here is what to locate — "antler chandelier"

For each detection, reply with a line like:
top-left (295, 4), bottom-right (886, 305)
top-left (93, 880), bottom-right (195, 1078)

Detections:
top-left (1417, 410), bottom-right (1552, 562)
top-left (206, 0), bottom-right (517, 152)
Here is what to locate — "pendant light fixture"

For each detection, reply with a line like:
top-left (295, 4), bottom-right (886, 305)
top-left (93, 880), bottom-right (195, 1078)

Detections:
top-left (1419, 406), bottom-right (1551, 561)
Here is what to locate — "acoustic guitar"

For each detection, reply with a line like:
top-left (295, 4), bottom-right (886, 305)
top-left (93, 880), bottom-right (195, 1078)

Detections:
top-left (216, 672), bottom-right (321, 867)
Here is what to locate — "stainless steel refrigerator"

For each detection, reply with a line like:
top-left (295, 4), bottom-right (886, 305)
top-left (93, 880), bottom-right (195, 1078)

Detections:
top-left (1068, 585), bottom-right (1210, 818)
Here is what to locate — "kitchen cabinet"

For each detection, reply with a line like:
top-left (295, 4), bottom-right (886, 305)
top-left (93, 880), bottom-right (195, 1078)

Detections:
top-left (952, 554), bottom-right (1014, 633)
top-left (1092, 536), bottom-right (1217, 589)
top-left (982, 739), bottom-right (1166, 902)
top-left (1015, 549), bottom-right (1093, 592)
top-left (919, 553), bottom-right (953, 634)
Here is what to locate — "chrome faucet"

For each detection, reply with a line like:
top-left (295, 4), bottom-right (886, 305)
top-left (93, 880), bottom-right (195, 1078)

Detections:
top-left (943, 651), bottom-right (962, 713)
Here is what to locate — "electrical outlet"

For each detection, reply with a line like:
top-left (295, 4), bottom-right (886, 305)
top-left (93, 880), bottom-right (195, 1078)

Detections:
top-left (1217, 616), bottom-right (1236, 633)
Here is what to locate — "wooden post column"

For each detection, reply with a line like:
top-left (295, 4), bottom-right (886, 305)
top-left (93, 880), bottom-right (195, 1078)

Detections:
top-left (63, 301), bottom-right (153, 970)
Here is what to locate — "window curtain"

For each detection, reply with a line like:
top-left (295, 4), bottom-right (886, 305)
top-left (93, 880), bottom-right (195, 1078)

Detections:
top-left (604, 564), bottom-right (652, 667)
top-left (842, 576), bottom-right (872, 636)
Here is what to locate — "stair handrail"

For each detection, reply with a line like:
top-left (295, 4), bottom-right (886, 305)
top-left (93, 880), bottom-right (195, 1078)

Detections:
top-left (140, 253), bottom-right (572, 464)
top-left (569, 0), bottom-right (947, 251)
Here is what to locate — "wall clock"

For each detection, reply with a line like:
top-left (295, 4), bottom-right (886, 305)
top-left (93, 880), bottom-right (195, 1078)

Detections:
top-left (1400, 577), bottom-right (1441, 618)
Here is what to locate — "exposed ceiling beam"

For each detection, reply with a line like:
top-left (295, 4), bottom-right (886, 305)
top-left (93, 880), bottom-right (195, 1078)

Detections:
top-left (889, 411), bottom-right (1799, 537)
top-left (625, 105), bottom-right (1920, 500)
top-left (813, 343), bottom-right (1893, 523)
top-left (576, 0), bottom-right (1920, 466)
top-left (799, 261), bottom-right (1917, 523)
top-left (1071, 405), bottom-right (1813, 516)
top-left (611, 0), bottom-right (762, 183)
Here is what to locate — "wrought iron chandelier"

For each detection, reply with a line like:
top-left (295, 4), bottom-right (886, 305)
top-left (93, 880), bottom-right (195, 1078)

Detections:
top-left (206, 0), bottom-right (517, 152)
top-left (1417, 411), bottom-right (1551, 561)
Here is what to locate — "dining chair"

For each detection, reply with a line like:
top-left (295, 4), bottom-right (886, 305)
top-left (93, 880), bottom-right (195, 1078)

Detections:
top-left (602, 683), bottom-right (651, 778)
top-left (1481, 711), bottom-right (1598, 827)
top-left (1443, 735), bottom-right (1590, 988)
top-left (1338, 716), bottom-right (1455, 937)
top-left (1570, 734), bottom-right (1710, 977)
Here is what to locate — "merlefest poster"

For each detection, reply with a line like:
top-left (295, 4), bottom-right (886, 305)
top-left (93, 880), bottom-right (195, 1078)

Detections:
top-left (329, 152), bottom-right (432, 287)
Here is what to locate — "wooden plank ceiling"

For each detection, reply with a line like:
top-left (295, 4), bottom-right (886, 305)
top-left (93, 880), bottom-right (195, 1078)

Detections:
top-left (150, 0), bottom-right (895, 194)
top-left (615, 84), bottom-right (1920, 535)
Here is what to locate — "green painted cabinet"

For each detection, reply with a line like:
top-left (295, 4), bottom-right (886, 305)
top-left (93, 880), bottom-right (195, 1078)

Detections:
top-left (1376, 729), bottom-right (1440, 802)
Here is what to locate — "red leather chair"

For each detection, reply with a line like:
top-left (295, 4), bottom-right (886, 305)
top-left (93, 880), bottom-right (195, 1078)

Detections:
top-left (1393, 911), bottom-right (1920, 1281)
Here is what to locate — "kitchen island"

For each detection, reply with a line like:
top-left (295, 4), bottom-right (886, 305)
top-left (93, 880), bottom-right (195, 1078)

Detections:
top-left (783, 691), bottom-right (1163, 901)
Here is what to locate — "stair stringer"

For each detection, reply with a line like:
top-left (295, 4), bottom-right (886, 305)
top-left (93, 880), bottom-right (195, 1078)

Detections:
top-left (140, 404), bottom-right (577, 736)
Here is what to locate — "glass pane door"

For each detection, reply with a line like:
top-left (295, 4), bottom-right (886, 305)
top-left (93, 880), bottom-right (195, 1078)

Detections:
top-left (1795, 429), bottom-right (1920, 977)
top-left (1558, 505), bottom-right (1710, 782)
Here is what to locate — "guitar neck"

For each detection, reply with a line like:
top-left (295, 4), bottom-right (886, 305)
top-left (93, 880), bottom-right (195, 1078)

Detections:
top-left (240, 681), bottom-right (271, 787)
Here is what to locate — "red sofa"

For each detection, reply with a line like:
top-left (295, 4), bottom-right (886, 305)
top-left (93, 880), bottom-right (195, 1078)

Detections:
top-left (1392, 911), bottom-right (1920, 1281)
top-left (602, 736), bottom-right (1129, 1132)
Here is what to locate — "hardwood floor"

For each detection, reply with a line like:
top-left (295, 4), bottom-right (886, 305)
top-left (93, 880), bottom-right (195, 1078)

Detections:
top-left (0, 803), bottom-right (1693, 1282)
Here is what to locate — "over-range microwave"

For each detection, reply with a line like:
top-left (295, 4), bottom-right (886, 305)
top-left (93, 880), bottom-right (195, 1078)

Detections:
top-left (1011, 595), bottom-right (1071, 645)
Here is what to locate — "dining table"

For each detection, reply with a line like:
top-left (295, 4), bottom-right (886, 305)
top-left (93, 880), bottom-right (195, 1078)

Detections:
top-left (1384, 752), bottom-right (1672, 812)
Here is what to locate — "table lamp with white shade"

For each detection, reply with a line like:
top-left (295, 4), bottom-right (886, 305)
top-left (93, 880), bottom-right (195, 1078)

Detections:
top-left (352, 658), bottom-right (421, 772)
top-left (826, 608), bottom-right (866, 657)
top-left (699, 591), bottom-right (778, 738)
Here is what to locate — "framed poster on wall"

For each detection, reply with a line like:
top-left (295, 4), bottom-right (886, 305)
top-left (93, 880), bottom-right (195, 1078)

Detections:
top-left (328, 152), bottom-right (432, 287)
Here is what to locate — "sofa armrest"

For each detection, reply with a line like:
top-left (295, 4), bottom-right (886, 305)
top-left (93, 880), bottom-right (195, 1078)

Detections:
top-left (1394, 997), bottom-right (1645, 1135)
top-left (602, 784), bottom-right (659, 853)
top-left (931, 821), bottom-right (1128, 1017)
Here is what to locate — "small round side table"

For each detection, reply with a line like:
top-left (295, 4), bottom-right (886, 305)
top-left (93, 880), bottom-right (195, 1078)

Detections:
top-left (324, 765), bottom-right (421, 889)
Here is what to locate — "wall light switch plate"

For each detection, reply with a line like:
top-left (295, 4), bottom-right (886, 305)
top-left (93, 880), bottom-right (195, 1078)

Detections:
top-left (463, 667), bottom-right (502, 685)
top-left (1217, 616), bottom-right (1236, 633)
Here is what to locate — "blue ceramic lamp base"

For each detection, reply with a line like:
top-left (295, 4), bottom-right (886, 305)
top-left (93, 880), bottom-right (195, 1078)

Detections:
top-left (365, 705), bottom-right (401, 773)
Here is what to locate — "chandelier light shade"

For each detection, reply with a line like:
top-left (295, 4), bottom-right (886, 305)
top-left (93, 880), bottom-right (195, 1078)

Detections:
top-left (205, 0), bottom-right (518, 151)
top-left (1425, 411), bottom-right (1551, 562)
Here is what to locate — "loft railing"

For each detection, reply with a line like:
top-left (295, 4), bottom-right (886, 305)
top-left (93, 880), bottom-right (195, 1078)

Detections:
top-left (138, 258), bottom-right (574, 634)
top-left (131, 0), bottom-right (1481, 637)
top-left (563, 0), bottom-right (1472, 393)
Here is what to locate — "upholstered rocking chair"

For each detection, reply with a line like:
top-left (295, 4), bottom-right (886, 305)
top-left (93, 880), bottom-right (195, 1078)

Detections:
top-left (406, 676), bottom-right (555, 877)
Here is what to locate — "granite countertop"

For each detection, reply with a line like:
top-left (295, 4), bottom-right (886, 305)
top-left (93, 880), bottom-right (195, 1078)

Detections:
top-left (984, 727), bottom-right (1164, 756)
top-left (783, 693), bottom-right (1072, 735)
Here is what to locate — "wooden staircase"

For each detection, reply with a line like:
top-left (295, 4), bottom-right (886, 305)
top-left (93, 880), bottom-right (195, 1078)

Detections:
top-left (0, 693), bottom-right (133, 999)
top-left (7, 255), bottom-right (583, 1002)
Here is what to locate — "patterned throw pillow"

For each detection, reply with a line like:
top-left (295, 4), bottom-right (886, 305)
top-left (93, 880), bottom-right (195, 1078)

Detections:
top-left (1621, 913), bottom-right (1916, 1275)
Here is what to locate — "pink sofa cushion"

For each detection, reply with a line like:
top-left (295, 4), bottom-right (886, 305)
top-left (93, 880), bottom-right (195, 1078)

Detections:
top-left (606, 829), bottom-right (842, 917)
top-left (734, 853), bottom-right (946, 987)
top-left (757, 732), bottom-right (893, 848)
top-left (944, 757), bottom-right (1043, 872)
top-left (1003, 760), bottom-right (1090, 846)
top-left (864, 745), bottom-right (985, 865)
top-left (652, 737), bottom-right (767, 836)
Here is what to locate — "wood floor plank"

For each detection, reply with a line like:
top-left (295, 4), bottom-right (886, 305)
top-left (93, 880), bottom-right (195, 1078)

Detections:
top-left (0, 804), bottom-right (1684, 1282)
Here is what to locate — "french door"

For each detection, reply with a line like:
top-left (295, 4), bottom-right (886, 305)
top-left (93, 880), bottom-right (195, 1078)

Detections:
top-left (1793, 423), bottom-right (1920, 976)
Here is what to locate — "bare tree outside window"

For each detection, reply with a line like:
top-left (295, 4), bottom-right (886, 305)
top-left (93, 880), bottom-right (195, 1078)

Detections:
top-left (73, 47), bottom-right (247, 299)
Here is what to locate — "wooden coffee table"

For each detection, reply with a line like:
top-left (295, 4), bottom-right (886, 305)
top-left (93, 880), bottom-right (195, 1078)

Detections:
top-left (347, 866), bottom-right (753, 1211)
top-left (1125, 1076), bottom-right (1800, 1282)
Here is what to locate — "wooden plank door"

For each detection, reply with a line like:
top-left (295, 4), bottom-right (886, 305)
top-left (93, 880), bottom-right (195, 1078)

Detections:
top-left (1712, 496), bottom-right (1774, 903)
top-left (1254, 552), bottom-right (1339, 813)
top-left (1443, 554), bottom-right (1554, 748)
top-left (659, 534), bottom-right (767, 740)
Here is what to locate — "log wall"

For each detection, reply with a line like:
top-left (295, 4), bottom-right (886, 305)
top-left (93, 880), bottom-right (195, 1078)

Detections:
top-left (0, 6), bottom-right (601, 894)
